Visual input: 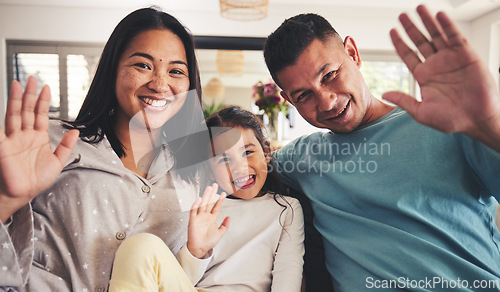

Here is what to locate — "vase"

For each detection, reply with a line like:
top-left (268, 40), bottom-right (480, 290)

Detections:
top-left (265, 109), bottom-right (283, 142)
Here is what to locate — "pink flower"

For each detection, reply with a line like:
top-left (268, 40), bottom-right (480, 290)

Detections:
top-left (272, 95), bottom-right (281, 104)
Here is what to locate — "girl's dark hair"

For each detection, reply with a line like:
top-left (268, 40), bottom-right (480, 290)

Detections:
top-left (264, 13), bottom-right (341, 88)
top-left (64, 7), bottom-right (202, 158)
top-left (205, 106), bottom-right (293, 227)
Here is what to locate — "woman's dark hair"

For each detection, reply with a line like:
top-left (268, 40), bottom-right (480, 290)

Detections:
top-left (64, 6), bottom-right (202, 158)
top-left (263, 13), bottom-right (341, 88)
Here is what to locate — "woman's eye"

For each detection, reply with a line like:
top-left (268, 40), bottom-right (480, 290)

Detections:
top-left (170, 69), bottom-right (187, 76)
top-left (243, 150), bottom-right (254, 156)
top-left (134, 63), bottom-right (151, 70)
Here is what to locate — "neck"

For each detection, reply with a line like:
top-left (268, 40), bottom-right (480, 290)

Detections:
top-left (362, 96), bottom-right (396, 126)
top-left (114, 118), bottom-right (162, 178)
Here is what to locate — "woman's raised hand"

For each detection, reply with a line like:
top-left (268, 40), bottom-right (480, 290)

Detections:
top-left (0, 76), bottom-right (79, 223)
top-left (187, 183), bottom-right (230, 259)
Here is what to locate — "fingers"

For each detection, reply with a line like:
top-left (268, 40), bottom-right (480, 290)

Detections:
top-left (53, 129), bottom-right (79, 167)
top-left (21, 76), bottom-right (39, 131)
top-left (398, 13), bottom-right (435, 58)
top-left (34, 85), bottom-right (51, 131)
top-left (416, 5), bottom-right (447, 50)
top-left (211, 192), bottom-right (226, 215)
top-left (436, 11), bottom-right (465, 48)
top-left (192, 183), bottom-right (224, 215)
top-left (382, 91), bottom-right (420, 116)
top-left (199, 184), bottom-right (217, 213)
top-left (5, 76), bottom-right (52, 136)
top-left (218, 216), bottom-right (230, 233)
top-left (390, 28), bottom-right (421, 73)
top-left (5, 80), bottom-right (23, 135)
top-left (394, 5), bottom-right (456, 63)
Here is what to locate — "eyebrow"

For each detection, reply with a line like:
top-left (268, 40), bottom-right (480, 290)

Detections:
top-left (212, 142), bottom-right (256, 157)
top-left (129, 52), bottom-right (188, 67)
top-left (289, 63), bottom-right (329, 98)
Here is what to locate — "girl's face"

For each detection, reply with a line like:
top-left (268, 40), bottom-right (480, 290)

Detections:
top-left (114, 29), bottom-right (190, 133)
top-left (209, 126), bottom-right (270, 200)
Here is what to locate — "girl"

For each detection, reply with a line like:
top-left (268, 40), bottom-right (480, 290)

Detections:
top-left (0, 7), bottom-right (205, 291)
top-left (109, 106), bottom-right (304, 291)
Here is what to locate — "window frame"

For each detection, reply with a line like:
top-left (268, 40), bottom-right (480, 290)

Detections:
top-left (6, 40), bottom-right (104, 120)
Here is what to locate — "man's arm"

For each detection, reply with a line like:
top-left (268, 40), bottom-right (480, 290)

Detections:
top-left (383, 5), bottom-right (500, 152)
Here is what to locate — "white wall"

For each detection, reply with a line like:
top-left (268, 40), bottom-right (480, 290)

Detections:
top-left (0, 3), bottom-right (409, 125)
top-left (1, 3), bottom-right (499, 129)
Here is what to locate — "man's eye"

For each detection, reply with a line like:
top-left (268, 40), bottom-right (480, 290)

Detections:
top-left (322, 71), bottom-right (335, 82)
top-left (296, 91), bottom-right (310, 103)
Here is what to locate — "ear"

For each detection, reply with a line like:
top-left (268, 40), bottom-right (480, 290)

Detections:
top-left (343, 36), bottom-right (362, 68)
top-left (263, 144), bottom-right (272, 164)
top-left (280, 90), bottom-right (293, 104)
top-left (265, 152), bottom-right (271, 164)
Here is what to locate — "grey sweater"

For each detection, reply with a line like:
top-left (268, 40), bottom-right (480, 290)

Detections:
top-left (0, 121), bottom-right (202, 291)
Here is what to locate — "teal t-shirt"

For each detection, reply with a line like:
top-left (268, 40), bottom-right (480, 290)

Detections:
top-left (273, 108), bottom-right (500, 291)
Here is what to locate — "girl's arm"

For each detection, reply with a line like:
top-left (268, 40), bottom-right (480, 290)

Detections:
top-left (270, 197), bottom-right (305, 292)
top-left (176, 184), bottom-right (230, 284)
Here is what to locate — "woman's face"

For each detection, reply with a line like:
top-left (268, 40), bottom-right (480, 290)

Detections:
top-left (209, 127), bottom-right (270, 200)
top-left (114, 29), bottom-right (190, 132)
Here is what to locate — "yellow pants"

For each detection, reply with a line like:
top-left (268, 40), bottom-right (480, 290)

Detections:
top-left (109, 233), bottom-right (201, 292)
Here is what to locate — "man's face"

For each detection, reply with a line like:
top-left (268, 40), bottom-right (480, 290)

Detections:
top-left (277, 36), bottom-right (378, 133)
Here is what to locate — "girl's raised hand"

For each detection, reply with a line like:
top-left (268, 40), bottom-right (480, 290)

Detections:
top-left (187, 183), bottom-right (230, 259)
top-left (0, 76), bottom-right (79, 223)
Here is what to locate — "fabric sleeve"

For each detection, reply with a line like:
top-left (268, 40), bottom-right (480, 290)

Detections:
top-left (0, 204), bottom-right (34, 288)
top-left (271, 140), bottom-right (302, 192)
top-left (459, 135), bottom-right (500, 201)
top-left (270, 197), bottom-right (305, 292)
top-left (175, 243), bottom-right (212, 285)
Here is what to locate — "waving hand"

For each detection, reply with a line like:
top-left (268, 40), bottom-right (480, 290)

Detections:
top-left (0, 76), bottom-right (79, 223)
top-left (383, 5), bottom-right (500, 152)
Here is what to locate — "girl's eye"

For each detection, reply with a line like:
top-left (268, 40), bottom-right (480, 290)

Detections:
top-left (217, 156), bottom-right (230, 164)
top-left (243, 150), bottom-right (254, 156)
top-left (134, 63), bottom-right (151, 70)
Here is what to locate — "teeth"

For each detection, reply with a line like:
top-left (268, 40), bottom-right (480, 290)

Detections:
top-left (234, 175), bottom-right (252, 184)
top-left (141, 97), bottom-right (167, 107)
top-left (334, 103), bottom-right (348, 118)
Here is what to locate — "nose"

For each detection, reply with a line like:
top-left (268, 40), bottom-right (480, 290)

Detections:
top-left (229, 156), bottom-right (249, 177)
top-left (316, 89), bottom-right (337, 112)
top-left (147, 71), bottom-right (170, 93)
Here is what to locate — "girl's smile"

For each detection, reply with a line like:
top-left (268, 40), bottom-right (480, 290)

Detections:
top-left (209, 127), bottom-right (270, 200)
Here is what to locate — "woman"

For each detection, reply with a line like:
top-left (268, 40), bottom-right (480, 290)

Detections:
top-left (0, 7), bottom-right (205, 291)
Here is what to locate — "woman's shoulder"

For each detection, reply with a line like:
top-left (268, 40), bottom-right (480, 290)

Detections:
top-left (48, 119), bottom-right (120, 170)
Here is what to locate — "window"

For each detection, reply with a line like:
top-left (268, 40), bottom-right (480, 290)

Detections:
top-left (7, 41), bottom-right (103, 120)
top-left (359, 50), bottom-right (417, 101)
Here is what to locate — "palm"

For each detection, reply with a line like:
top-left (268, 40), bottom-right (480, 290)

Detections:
top-left (384, 5), bottom-right (500, 135)
top-left (0, 77), bottom-right (78, 222)
top-left (187, 184), bottom-right (229, 259)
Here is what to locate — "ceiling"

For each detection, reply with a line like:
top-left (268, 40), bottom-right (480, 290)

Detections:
top-left (2, 0), bottom-right (500, 90)
top-left (2, 0), bottom-right (500, 22)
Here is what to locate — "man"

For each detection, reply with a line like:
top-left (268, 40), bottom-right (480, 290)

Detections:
top-left (265, 5), bottom-right (500, 291)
